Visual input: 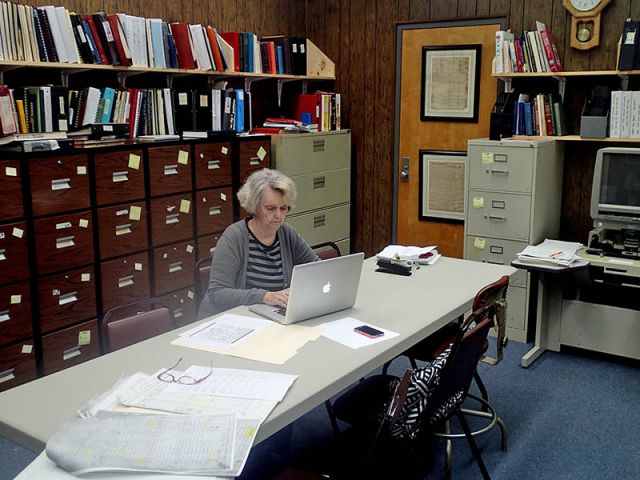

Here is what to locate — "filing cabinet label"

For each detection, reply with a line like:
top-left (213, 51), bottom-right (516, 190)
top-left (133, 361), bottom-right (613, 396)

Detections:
top-left (5, 166), bottom-right (17, 177)
top-left (77, 165), bottom-right (87, 175)
top-left (81, 273), bottom-right (91, 282)
top-left (186, 244), bottom-right (194, 254)
top-left (21, 344), bottom-right (32, 354)
top-left (134, 262), bottom-right (143, 271)
top-left (56, 221), bottom-right (72, 230)
top-left (10, 294), bottom-right (21, 304)
top-left (221, 146), bottom-right (228, 155)
top-left (481, 152), bottom-right (494, 164)
top-left (116, 209), bottom-right (128, 216)
top-left (179, 199), bottom-right (191, 214)
top-left (178, 92), bottom-right (188, 105)
top-left (178, 150), bottom-right (189, 165)
top-left (472, 197), bottom-right (484, 208)
top-left (128, 154), bottom-right (141, 170)
top-left (12, 227), bottom-right (23, 238)
top-left (78, 330), bottom-right (91, 346)
top-left (78, 218), bottom-right (89, 228)
top-left (257, 146), bottom-right (267, 161)
top-left (129, 206), bottom-right (142, 221)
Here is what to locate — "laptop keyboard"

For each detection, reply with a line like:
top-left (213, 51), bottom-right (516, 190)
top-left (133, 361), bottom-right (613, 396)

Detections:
top-left (275, 307), bottom-right (287, 315)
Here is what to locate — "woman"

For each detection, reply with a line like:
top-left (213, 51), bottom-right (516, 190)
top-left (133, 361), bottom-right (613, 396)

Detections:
top-left (197, 168), bottom-right (318, 319)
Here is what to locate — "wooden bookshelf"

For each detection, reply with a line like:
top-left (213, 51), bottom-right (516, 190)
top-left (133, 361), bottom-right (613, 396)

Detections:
top-left (495, 70), bottom-right (640, 78)
top-left (513, 135), bottom-right (640, 142)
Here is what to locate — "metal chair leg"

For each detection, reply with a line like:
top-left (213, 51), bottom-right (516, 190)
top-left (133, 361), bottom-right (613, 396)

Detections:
top-left (456, 411), bottom-right (491, 480)
top-left (444, 420), bottom-right (453, 480)
top-left (474, 372), bottom-right (490, 411)
top-left (325, 400), bottom-right (341, 437)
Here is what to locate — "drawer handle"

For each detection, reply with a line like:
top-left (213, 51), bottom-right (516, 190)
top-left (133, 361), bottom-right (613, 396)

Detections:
top-left (313, 176), bottom-right (326, 189)
top-left (313, 214), bottom-right (326, 228)
top-left (63, 346), bottom-right (82, 361)
top-left (491, 200), bottom-right (506, 209)
top-left (486, 215), bottom-right (506, 222)
top-left (58, 291), bottom-right (78, 306)
top-left (166, 214), bottom-right (180, 224)
top-left (0, 368), bottom-right (16, 384)
top-left (249, 156), bottom-right (261, 166)
top-left (490, 169), bottom-right (509, 175)
top-left (208, 160), bottom-right (221, 170)
top-left (173, 307), bottom-right (184, 319)
top-left (0, 248), bottom-right (6, 261)
top-left (164, 164), bottom-right (179, 176)
top-left (118, 275), bottom-right (134, 288)
top-left (0, 310), bottom-right (10, 323)
top-left (169, 261), bottom-right (184, 273)
top-left (209, 206), bottom-right (222, 216)
top-left (51, 178), bottom-right (71, 191)
top-left (115, 224), bottom-right (133, 236)
top-left (56, 236), bottom-right (75, 249)
top-left (489, 246), bottom-right (504, 254)
top-left (313, 139), bottom-right (325, 152)
top-left (112, 171), bottom-right (129, 183)
top-left (486, 260), bottom-right (505, 265)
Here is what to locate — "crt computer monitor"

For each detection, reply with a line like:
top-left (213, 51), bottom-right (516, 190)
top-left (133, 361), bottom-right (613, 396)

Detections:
top-left (591, 147), bottom-right (640, 230)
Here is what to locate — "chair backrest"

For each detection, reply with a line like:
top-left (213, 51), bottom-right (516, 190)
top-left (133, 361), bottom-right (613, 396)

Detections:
top-left (195, 256), bottom-right (213, 307)
top-left (311, 241), bottom-right (341, 260)
top-left (101, 298), bottom-right (176, 353)
top-left (472, 275), bottom-right (509, 365)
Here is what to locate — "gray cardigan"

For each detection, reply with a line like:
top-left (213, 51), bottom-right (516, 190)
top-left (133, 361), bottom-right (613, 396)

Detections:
top-left (197, 220), bottom-right (318, 319)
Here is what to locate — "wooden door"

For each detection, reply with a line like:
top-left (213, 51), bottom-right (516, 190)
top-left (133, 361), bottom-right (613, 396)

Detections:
top-left (395, 21), bottom-right (502, 257)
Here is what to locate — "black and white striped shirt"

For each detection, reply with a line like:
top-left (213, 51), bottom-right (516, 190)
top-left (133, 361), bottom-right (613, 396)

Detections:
top-left (246, 230), bottom-right (284, 292)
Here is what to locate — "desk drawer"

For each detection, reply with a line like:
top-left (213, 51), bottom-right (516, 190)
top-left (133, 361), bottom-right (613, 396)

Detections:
top-left (286, 204), bottom-right (350, 246)
top-left (38, 266), bottom-right (97, 334)
top-left (194, 142), bottom-right (232, 189)
top-left (466, 191), bottom-right (531, 241)
top-left (465, 236), bottom-right (528, 287)
top-left (272, 131), bottom-right (351, 176)
top-left (197, 233), bottom-right (222, 260)
top-left (290, 168), bottom-right (350, 215)
top-left (153, 240), bottom-right (196, 296)
top-left (148, 146), bottom-right (192, 197)
top-left (0, 342), bottom-right (37, 392)
top-left (97, 202), bottom-right (148, 259)
top-left (42, 319), bottom-right (99, 375)
top-left (158, 287), bottom-right (196, 327)
top-left (468, 144), bottom-right (534, 193)
top-left (195, 187), bottom-right (233, 236)
top-left (0, 159), bottom-right (24, 221)
top-left (150, 194), bottom-right (194, 246)
top-left (0, 221), bottom-right (29, 285)
top-left (94, 149), bottom-right (145, 206)
top-left (100, 252), bottom-right (150, 311)
top-left (29, 154), bottom-right (90, 216)
top-left (34, 211), bottom-right (94, 275)
top-left (0, 282), bottom-right (32, 346)
top-left (238, 139), bottom-right (270, 182)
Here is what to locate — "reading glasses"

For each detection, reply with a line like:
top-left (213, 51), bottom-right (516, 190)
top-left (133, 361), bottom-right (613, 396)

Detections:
top-left (157, 357), bottom-right (213, 385)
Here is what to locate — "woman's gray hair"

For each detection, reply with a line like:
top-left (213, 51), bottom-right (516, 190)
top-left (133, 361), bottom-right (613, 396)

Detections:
top-left (237, 168), bottom-right (297, 214)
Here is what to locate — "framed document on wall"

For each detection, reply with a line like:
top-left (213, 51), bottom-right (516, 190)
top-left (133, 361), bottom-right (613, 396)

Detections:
top-left (420, 44), bottom-right (481, 122)
top-left (419, 150), bottom-right (467, 221)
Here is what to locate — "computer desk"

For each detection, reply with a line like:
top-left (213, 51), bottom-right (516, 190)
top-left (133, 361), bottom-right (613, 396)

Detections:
top-left (2, 256), bottom-right (515, 479)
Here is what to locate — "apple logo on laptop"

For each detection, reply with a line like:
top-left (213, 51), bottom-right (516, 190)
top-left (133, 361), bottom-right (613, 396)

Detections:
top-left (322, 281), bottom-right (332, 294)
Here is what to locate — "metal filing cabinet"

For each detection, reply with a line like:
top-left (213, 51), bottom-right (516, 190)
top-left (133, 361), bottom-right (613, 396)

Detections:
top-left (465, 138), bottom-right (563, 342)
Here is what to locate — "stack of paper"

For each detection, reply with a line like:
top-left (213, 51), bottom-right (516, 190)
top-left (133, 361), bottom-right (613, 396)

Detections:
top-left (517, 239), bottom-right (583, 267)
top-left (376, 244), bottom-right (441, 266)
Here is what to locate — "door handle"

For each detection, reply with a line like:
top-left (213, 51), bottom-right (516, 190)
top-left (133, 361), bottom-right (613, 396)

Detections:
top-left (400, 156), bottom-right (409, 182)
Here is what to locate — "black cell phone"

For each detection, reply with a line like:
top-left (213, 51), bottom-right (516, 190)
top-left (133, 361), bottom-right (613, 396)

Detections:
top-left (354, 325), bottom-right (385, 338)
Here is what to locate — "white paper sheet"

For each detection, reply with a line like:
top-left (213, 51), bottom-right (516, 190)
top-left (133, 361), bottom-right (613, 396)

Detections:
top-left (179, 313), bottom-right (272, 350)
top-left (319, 317), bottom-right (399, 349)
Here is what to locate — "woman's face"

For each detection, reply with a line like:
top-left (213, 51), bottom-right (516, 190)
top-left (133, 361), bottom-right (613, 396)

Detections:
top-left (253, 187), bottom-right (289, 233)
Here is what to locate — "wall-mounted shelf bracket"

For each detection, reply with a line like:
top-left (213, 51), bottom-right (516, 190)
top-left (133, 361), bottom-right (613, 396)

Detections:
top-left (61, 69), bottom-right (90, 88)
top-left (501, 77), bottom-right (513, 93)
top-left (277, 79), bottom-right (299, 107)
top-left (552, 76), bottom-right (567, 101)
top-left (117, 71), bottom-right (144, 90)
top-left (618, 73), bottom-right (629, 91)
top-left (244, 76), bottom-right (269, 94)
top-left (165, 73), bottom-right (191, 89)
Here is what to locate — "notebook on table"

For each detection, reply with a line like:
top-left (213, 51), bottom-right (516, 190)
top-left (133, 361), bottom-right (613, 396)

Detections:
top-left (249, 252), bottom-right (365, 324)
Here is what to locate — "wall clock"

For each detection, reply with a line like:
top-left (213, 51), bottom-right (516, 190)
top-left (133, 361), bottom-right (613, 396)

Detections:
top-left (562, 0), bottom-right (612, 50)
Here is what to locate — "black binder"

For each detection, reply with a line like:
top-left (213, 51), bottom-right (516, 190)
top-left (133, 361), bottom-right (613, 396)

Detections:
top-left (618, 18), bottom-right (639, 70)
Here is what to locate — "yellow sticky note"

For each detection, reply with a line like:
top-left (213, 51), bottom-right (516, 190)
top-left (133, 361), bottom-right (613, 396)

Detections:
top-left (187, 290), bottom-right (194, 299)
top-left (186, 244), bottom-right (194, 253)
top-left (257, 146), bottom-right (267, 161)
top-left (21, 344), bottom-right (33, 354)
top-left (10, 294), bottom-right (22, 304)
top-left (179, 199), bottom-right (191, 214)
top-left (474, 238), bottom-right (486, 250)
top-left (78, 218), bottom-right (89, 228)
top-left (78, 330), bottom-right (91, 346)
top-left (128, 154), bottom-right (141, 170)
top-left (472, 197), bottom-right (484, 209)
top-left (481, 152), bottom-right (494, 164)
top-left (178, 150), bottom-right (189, 165)
top-left (129, 205), bottom-right (142, 221)
top-left (134, 262), bottom-right (143, 271)
top-left (81, 273), bottom-right (91, 282)
top-left (5, 166), bottom-right (17, 177)
top-left (221, 146), bottom-right (228, 155)
top-left (77, 165), bottom-right (87, 175)
top-left (12, 227), bottom-right (23, 238)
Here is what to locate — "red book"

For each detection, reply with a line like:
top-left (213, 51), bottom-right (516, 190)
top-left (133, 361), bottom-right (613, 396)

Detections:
top-left (170, 22), bottom-right (195, 70)
top-left (538, 25), bottom-right (559, 73)
top-left (252, 127), bottom-right (282, 135)
top-left (219, 32), bottom-right (240, 72)
top-left (82, 15), bottom-right (109, 64)
top-left (107, 15), bottom-right (132, 66)
top-left (267, 41), bottom-right (277, 74)
top-left (127, 88), bottom-right (139, 137)
top-left (292, 94), bottom-right (321, 124)
top-left (206, 26), bottom-right (224, 72)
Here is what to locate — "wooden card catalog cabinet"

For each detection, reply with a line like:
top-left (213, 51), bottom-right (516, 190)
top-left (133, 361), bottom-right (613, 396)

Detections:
top-left (94, 149), bottom-right (146, 206)
top-left (194, 142), bottom-right (232, 189)
top-left (0, 159), bottom-right (24, 221)
top-left (0, 221), bottom-right (29, 285)
top-left (97, 202), bottom-right (148, 259)
top-left (148, 146), bottom-right (193, 197)
top-left (29, 155), bottom-right (90, 216)
top-left (100, 252), bottom-right (151, 312)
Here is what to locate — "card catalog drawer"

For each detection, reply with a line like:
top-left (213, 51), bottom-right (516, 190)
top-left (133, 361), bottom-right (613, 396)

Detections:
top-left (238, 139), bottom-right (270, 182)
top-left (100, 252), bottom-right (150, 312)
top-left (38, 266), bottom-right (97, 334)
top-left (148, 146), bottom-right (192, 197)
top-left (97, 202), bottom-right (148, 259)
top-left (466, 191), bottom-right (531, 241)
top-left (42, 319), bottom-right (99, 375)
top-left (153, 240), bottom-right (196, 296)
top-left (194, 142), bottom-right (232, 189)
top-left (34, 211), bottom-right (94, 275)
top-left (0, 342), bottom-right (37, 392)
top-left (150, 194), bottom-right (194, 246)
top-left (465, 236), bottom-right (528, 287)
top-left (195, 187), bottom-right (233, 236)
top-left (0, 159), bottom-right (24, 221)
top-left (0, 282), bottom-right (32, 347)
top-left (158, 286), bottom-right (196, 327)
top-left (286, 204), bottom-right (350, 247)
top-left (271, 131), bottom-right (351, 176)
top-left (506, 285), bottom-right (527, 331)
top-left (290, 168), bottom-right (350, 215)
top-left (197, 233), bottom-right (222, 260)
top-left (467, 144), bottom-right (534, 194)
top-left (0, 221), bottom-right (29, 285)
top-left (29, 154), bottom-right (90, 216)
top-left (94, 149), bottom-right (145, 206)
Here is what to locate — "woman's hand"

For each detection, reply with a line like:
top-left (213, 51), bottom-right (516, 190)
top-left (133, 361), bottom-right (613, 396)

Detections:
top-left (263, 289), bottom-right (289, 308)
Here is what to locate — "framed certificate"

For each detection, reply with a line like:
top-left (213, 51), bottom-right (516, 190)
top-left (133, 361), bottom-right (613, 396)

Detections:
top-left (419, 150), bottom-right (467, 221)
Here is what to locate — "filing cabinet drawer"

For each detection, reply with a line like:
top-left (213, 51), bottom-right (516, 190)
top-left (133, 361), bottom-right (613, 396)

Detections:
top-left (194, 142), bottom-right (232, 189)
top-left (0, 159), bottom-right (24, 221)
top-left (0, 282), bottom-right (32, 346)
top-left (34, 211), bottom-right (94, 275)
top-left (100, 252), bottom-right (150, 312)
top-left (195, 187), bottom-right (233, 236)
top-left (153, 240), bottom-right (196, 296)
top-left (0, 221), bottom-right (29, 285)
top-left (271, 131), bottom-right (351, 176)
top-left (506, 284), bottom-right (527, 331)
top-left (42, 319), bottom-right (99, 375)
top-left (148, 146), bottom-right (192, 197)
top-left (465, 236), bottom-right (528, 287)
top-left (467, 144), bottom-right (534, 194)
top-left (97, 202), bottom-right (148, 259)
top-left (290, 168), bottom-right (350, 215)
top-left (466, 191), bottom-right (531, 241)
top-left (286, 204), bottom-right (350, 247)
top-left (197, 233), bottom-right (222, 260)
top-left (150, 194), bottom-right (194, 246)
top-left (38, 266), bottom-right (97, 333)
top-left (0, 342), bottom-right (37, 392)
top-left (238, 139), bottom-right (271, 182)
top-left (29, 154), bottom-right (90, 216)
top-left (94, 149), bottom-right (145, 206)
top-left (158, 286), bottom-right (196, 327)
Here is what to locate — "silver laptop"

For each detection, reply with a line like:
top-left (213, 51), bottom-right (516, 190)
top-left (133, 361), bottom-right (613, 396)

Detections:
top-left (249, 252), bottom-right (364, 324)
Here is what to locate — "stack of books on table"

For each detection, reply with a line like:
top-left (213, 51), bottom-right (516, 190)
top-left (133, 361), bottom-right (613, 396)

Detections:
top-left (516, 239), bottom-right (584, 267)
